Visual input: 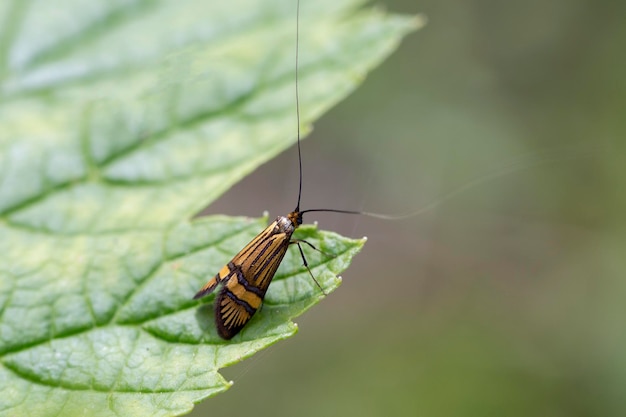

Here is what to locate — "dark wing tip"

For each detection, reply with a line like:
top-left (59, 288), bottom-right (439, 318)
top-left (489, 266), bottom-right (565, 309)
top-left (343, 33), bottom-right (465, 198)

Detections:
top-left (192, 289), bottom-right (208, 300)
top-left (216, 322), bottom-right (239, 340)
top-left (193, 278), bottom-right (219, 300)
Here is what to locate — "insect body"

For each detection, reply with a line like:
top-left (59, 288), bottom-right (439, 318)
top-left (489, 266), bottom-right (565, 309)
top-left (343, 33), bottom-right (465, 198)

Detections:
top-left (193, 212), bottom-right (303, 339)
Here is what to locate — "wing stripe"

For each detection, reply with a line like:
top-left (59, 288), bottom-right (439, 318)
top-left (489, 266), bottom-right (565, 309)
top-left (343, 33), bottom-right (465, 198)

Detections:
top-left (232, 264), bottom-right (265, 297)
top-left (236, 225), bottom-right (275, 261)
top-left (248, 235), bottom-right (283, 271)
top-left (234, 232), bottom-right (291, 290)
top-left (253, 244), bottom-right (287, 288)
top-left (221, 288), bottom-right (257, 315)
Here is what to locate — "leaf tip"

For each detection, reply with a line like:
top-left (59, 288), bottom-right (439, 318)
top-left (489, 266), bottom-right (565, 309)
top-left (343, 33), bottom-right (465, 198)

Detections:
top-left (413, 13), bottom-right (428, 30)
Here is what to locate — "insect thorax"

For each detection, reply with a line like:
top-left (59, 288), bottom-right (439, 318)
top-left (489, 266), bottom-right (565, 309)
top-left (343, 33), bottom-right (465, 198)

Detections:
top-left (276, 214), bottom-right (298, 235)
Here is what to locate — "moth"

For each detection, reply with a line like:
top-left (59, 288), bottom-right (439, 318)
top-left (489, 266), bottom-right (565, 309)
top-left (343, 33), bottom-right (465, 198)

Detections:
top-left (193, 210), bottom-right (316, 339)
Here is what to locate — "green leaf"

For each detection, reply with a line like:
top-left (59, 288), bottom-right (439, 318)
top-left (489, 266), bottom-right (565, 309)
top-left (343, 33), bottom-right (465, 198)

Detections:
top-left (0, 0), bottom-right (420, 416)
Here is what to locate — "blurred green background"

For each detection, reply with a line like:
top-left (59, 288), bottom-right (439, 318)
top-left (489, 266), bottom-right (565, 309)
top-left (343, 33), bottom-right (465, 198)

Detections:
top-left (198, 0), bottom-right (625, 416)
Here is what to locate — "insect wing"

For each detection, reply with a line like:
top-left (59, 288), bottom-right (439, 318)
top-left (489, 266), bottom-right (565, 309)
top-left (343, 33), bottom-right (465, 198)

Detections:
top-left (193, 263), bottom-right (233, 299)
top-left (231, 221), bottom-right (293, 291)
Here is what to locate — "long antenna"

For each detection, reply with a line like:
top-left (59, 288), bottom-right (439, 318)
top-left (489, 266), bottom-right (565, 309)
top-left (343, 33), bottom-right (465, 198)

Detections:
top-left (300, 146), bottom-right (597, 220)
top-left (295, 0), bottom-right (303, 212)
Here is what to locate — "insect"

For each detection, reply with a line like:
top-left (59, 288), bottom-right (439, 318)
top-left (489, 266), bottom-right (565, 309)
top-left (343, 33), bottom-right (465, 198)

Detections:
top-left (193, 0), bottom-right (364, 339)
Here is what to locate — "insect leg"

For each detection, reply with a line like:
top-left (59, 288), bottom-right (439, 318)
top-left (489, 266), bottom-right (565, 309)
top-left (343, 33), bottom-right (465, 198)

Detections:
top-left (291, 240), bottom-right (327, 296)
top-left (290, 239), bottom-right (335, 259)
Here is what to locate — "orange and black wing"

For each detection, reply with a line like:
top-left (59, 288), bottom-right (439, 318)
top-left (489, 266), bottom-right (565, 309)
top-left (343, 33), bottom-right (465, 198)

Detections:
top-left (194, 220), bottom-right (293, 339)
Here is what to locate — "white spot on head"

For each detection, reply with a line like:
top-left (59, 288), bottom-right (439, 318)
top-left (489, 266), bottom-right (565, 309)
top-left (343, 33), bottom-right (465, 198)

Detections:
top-left (262, 210), bottom-right (269, 217)
top-left (277, 216), bottom-right (295, 233)
top-left (362, 236), bottom-right (368, 241)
